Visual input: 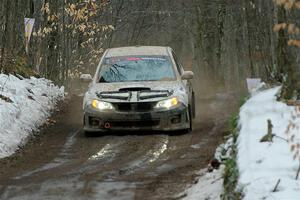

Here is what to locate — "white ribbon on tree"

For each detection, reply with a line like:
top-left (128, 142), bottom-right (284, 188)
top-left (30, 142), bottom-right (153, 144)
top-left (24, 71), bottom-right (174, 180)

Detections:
top-left (246, 78), bottom-right (262, 93)
top-left (24, 18), bottom-right (35, 54)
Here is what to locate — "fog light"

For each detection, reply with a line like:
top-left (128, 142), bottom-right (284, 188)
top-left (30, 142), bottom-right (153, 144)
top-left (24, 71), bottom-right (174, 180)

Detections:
top-left (171, 115), bottom-right (181, 124)
top-left (89, 117), bottom-right (101, 126)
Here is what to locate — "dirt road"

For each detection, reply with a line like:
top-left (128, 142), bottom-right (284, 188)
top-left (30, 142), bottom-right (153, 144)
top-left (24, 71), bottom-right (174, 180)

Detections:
top-left (0, 91), bottom-right (237, 200)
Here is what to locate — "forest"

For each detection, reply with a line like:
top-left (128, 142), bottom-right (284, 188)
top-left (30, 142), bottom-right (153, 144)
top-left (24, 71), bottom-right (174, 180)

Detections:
top-left (2, 1), bottom-right (300, 200)
top-left (0, 0), bottom-right (300, 99)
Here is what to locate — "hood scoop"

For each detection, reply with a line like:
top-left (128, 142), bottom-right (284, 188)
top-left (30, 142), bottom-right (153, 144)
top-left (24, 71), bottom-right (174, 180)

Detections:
top-left (119, 87), bottom-right (151, 92)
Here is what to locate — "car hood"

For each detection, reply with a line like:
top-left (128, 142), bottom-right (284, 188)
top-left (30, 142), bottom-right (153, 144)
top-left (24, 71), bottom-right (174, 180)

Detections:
top-left (83, 81), bottom-right (188, 107)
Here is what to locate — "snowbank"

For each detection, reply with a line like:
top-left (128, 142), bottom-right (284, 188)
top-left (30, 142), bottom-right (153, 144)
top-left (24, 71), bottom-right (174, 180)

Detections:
top-left (238, 86), bottom-right (300, 199)
top-left (183, 138), bottom-right (234, 200)
top-left (183, 166), bottom-right (224, 200)
top-left (0, 74), bottom-right (64, 158)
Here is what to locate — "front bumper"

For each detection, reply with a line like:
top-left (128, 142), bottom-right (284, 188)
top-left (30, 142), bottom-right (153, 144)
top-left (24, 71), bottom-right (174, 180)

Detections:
top-left (83, 104), bottom-right (189, 132)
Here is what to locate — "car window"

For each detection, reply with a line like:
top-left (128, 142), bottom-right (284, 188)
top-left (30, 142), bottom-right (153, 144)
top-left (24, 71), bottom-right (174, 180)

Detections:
top-left (171, 52), bottom-right (183, 75)
top-left (98, 55), bottom-right (176, 83)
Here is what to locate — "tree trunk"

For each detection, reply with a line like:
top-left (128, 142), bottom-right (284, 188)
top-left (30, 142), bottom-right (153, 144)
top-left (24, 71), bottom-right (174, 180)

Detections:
top-left (277, 6), bottom-right (299, 100)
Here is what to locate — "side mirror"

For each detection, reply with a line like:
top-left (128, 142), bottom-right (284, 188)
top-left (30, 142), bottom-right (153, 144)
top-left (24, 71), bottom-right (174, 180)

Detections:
top-left (181, 71), bottom-right (194, 80)
top-left (80, 74), bottom-right (93, 82)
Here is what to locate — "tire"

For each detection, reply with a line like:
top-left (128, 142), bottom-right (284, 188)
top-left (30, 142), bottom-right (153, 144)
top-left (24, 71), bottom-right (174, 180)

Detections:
top-left (82, 115), bottom-right (93, 137)
top-left (188, 106), bottom-right (193, 131)
top-left (183, 106), bottom-right (193, 134)
top-left (192, 92), bottom-right (196, 119)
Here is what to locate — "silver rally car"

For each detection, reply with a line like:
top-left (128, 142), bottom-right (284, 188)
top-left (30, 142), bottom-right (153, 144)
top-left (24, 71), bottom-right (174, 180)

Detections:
top-left (81, 46), bottom-right (195, 134)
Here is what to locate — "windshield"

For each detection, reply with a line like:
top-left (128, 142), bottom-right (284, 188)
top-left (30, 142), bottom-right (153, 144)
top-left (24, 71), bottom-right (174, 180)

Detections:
top-left (98, 55), bottom-right (176, 83)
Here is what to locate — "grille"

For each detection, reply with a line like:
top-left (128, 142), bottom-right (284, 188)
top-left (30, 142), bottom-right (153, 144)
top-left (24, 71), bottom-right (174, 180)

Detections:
top-left (115, 103), bottom-right (154, 112)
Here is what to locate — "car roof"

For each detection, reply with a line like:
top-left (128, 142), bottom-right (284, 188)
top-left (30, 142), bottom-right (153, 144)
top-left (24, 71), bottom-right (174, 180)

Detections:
top-left (105, 46), bottom-right (170, 57)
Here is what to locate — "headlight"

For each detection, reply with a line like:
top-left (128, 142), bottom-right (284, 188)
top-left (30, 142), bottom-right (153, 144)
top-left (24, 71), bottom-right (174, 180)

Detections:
top-left (155, 97), bottom-right (179, 109)
top-left (91, 100), bottom-right (114, 110)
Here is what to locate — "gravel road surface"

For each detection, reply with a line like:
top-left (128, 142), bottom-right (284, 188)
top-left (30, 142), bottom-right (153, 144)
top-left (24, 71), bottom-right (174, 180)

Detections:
top-left (0, 91), bottom-right (237, 200)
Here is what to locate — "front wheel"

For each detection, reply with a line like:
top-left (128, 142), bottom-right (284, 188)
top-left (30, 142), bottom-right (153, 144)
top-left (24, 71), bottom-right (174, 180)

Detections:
top-left (189, 106), bottom-right (193, 131)
top-left (183, 106), bottom-right (193, 133)
top-left (192, 92), bottom-right (196, 119)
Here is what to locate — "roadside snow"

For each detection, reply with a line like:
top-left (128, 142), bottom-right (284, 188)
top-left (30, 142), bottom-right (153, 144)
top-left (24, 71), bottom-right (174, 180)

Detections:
top-left (238, 86), bottom-right (300, 200)
top-left (183, 166), bottom-right (224, 200)
top-left (0, 74), bottom-right (64, 158)
top-left (183, 138), bottom-right (235, 200)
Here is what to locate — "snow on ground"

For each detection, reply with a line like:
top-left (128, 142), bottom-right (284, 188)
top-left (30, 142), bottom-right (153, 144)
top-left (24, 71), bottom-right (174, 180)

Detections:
top-left (183, 166), bottom-right (224, 200)
top-left (238, 86), bottom-right (300, 200)
top-left (0, 74), bottom-right (64, 158)
top-left (183, 138), bottom-right (234, 200)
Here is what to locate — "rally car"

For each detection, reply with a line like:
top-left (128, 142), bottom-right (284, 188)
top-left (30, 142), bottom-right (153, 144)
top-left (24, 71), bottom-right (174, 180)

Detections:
top-left (81, 46), bottom-right (195, 135)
